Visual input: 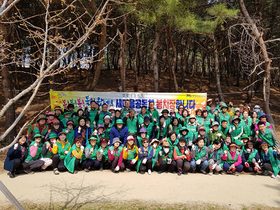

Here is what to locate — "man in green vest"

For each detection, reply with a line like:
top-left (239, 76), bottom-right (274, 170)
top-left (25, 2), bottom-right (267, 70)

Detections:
top-left (257, 121), bottom-right (280, 150)
top-left (218, 104), bottom-right (232, 124)
top-left (229, 116), bottom-right (244, 144)
top-left (124, 109), bottom-right (139, 135)
top-left (95, 104), bottom-right (111, 125)
top-left (147, 101), bottom-right (159, 124)
top-left (143, 116), bottom-right (155, 139)
top-left (121, 99), bottom-right (131, 118)
top-left (87, 101), bottom-right (99, 130)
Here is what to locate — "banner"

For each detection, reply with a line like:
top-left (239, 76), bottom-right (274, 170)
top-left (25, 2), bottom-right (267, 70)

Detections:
top-left (50, 91), bottom-right (207, 114)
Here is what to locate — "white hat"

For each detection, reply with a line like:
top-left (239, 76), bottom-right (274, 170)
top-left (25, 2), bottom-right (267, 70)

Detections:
top-left (189, 114), bottom-right (196, 120)
top-left (212, 121), bottom-right (219, 126)
top-left (103, 115), bottom-right (111, 120)
top-left (109, 106), bottom-right (115, 111)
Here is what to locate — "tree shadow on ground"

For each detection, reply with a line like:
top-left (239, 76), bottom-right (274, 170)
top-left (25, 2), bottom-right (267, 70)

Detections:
top-left (263, 179), bottom-right (280, 207)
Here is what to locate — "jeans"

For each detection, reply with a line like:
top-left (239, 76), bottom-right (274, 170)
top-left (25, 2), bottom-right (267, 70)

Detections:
top-left (223, 163), bottom-right (243, 172)
top-left (190, 159), bottom-right (209, 172)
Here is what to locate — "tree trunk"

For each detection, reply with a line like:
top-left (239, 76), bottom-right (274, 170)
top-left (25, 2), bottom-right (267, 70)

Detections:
top-left (239, 0), bottom-right (275, 129)
top-left (151, 27), bottom-right (160, 92)
top-left (168, 26), bottom-right (179, 92)
top-left (0, 21), bottom-right (16, 143)
top-left (213, 36), bottom-right (224, 102)
top-left (165, 28), bottom-right (172, 91)
top-left (133, 26), bottom-right (140, 91)
top-left (118, 15), bottom-right (127, 92)
top-left (181, 35), bottom-right (190, 88)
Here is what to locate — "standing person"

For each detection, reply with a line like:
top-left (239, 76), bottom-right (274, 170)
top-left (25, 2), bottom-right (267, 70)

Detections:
top-left (67, 104), bottom-right (75, 118)
top-left (147, 101), bottom-right (159, 124)
top-left (103, 115), bottom-right (113, 140)
top-left (63, 121), bottom-right (75, 145)
top-left (202, 110), bottom-right (211, 133)
top-left (158, 141), bottom-right (176, 174)
top-left (4, 135), bottom-right (28, 178)
top-left (259, 141), bottom-right (280, 178)
top-left (180, 109), bottom-right (189, 126)
top-left (229, 116), bottom-right (244, 144)
top-left (137, 138), bottom-right (154, 175)
top-left (93, 124), bottom-right (105, 143)
top-left (61, 111), bottom-right (71, 128)
top-left (255, 113), bottom-right (273, 133)
top-left (137, 106), bottom-right (150, 127)
top-left (208, 104), bottom-right (217, 123)
top-left (196, 109), bottom-right (204, 126)
top-left (73, 109), bottom-right (85, 127)
top-left (190, 137), bottom-right (209, 174)
top-left (123, 135), bottom-right (139, 172)
top-left (208, 139), bottom-right (224, 175)
top-left (168, 117), bottom-right (182, 135)
top-left (222, 142), bottom-right (243, 176)
top-left (52, 131), bottom-right (71, 175)
top-left (218, 104), bottom-right (231, 124)
top-left (161, 109), bottom-right (171, 127)
top-left (207, 99), bottom-right (213, 112)
top-left (45, 120), bottom-right (63, 141)
top-left (109, 106), bottom-right (115, 120)
top-left (143, 116), bottom-right (155, 139)
top-left (176, 104), bottom-right (185, 122)
top-left (208, 121), bottom-right (226, 145)
top-left (167, 132), bottom-right (179, 159)
top-left (24, 134), bottom-right (45, 174)
top-left (54, 106), bottom-right (64, 121)
top-left (74, 117), bottom-right (91, 146)
top-left (82, 136), bottom-right (100, 172)
top-left (108, 137), bottom-right (125, 173)
top-left (257, 121), bottom-right (280, 150)
top-left (110, 119), bottom-right (128, 146)
top-left (64, 135), bottom-right (85, 174)
top-left (123, 109), bottom-right (138, 135)
top-left (241, 110), bottom-right (253, 138)
top-left (86, 101), bottom-right (99, 131)
top-left (177, 127), bottom-right (192, 146)
top-left (174, 137), bottom-right (191, 176)
top-left (227, 102), bottom-right (235, 117)
top-left (111, 110), bottom-right (122, 126)
top-left (95, 104), bottom-right (111, 125)
top-left (137, 128), bottom-right (148, 148)
top-left (242, 140), bottom-right (261, 173)
top-left (96, 137), bottom-right (110, 171)
top-left (121, 99), bottom-right (131, 118)
top-left (196, 126), bottom-right (210, 146)
top-left (155, 116), bottom-right (168, 140)
top-left (27, 114), bottom-right (49, 143)
top-left (186, 114), bottom-right (199, 139)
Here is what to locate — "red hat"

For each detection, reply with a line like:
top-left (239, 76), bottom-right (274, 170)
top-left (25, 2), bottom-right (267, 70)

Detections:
top-left (53, 119), bottom-right (60, 125)
top-left (229, 142), bottom-right (238, 148)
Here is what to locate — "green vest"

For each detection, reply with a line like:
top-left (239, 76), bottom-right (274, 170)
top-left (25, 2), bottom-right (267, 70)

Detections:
top-left (230, 123), bottom-right (243, 142)
top-left (126, 117), bottom-right (138, 134)
top-left (156, 122), bottom-right (168, 139)
top-left (241, 117), bottom-right (253, 136)
top-left (218, 112), bottom-right (231, 124)
top-left (85, 144), bottom-right (98, 160)
top-left (194, 145), bottom-right (207, 160)
top-left (98, 146), bottom-right (109, 162)
top-left (125, 145), bottom-right (138, 160)
top-left (64, 144), bottom-right (84, 173)
top-left (226, 151), bottom-right (239, 165)
top-left (167, 138), bottom-right (179, 158)
top-left (246, 149), bottom-right (258, 164)
top-left (42, 142), bottom-right (54, 158)
top-left (208, 145), bottom-right (224, 167)
top-left (25, 141), bottom-right (43, 162)
top-left (97, 111), bottom-right (111, 125)
top-left (261, 149), bottom-right (280, 175)
top-left (109, 146), bottom-right (123, 157)
top-left (136, 146), bottom-right (153, 172)
top-left (57, 140), bottom-right (71, 160)
top-left (174, 146), bottom-right (187, 159)
top-left (137, 113), bottom-right (150, 126)
top-left (207, 130), bottom-right (226, 145)
top-left (104, 124), bottom-right (112, 140)
top-left (258, 129), bottom-right (275, 147)
top-left (168, 124), bottom-right (182, 135)
top-left (33, 124), bottom-right (49, 143)
top-left (147, 109), bottom-right (159, 124)
top-left (144, 123), bottom-right (154, 138)
top-left (218, 125), bottom-right (229, 136)
top-left (63, 128), bottom-right (75, 145)
top-left (186, 123), bottom-right (198, 137)
top-left (122, 108), bottom-right (130, 118)
top-left (89, 109), bottom-right (98, 130)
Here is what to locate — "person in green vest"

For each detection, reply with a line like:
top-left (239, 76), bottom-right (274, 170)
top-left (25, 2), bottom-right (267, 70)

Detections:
top-left (64, 135), bottom-right (85, 174)
top-left (123, 109), bottom-right (139, 135)
top-left (175, 104), bottom-right (185, 122)
top-left (196, 126), bottom-right (210, 146)
top-left (196, 109), bottom-right (204, 126)
top-left (202, 110), bottom-right (211, 134)
top-left (207, 104), bottom-right (217, 123)
top-left (155, 116), bottom-right (168, 140)
top-left (143, 116), bottom-right (155, 139)
top-left (180, 109), bottom-right (189, 126)
top-left (123, 135), bottom-right (139, 172)
top-left (27, 114), bottom-right (49, 144)
top-left (174, 137), bottom-right (191, 176)
top-left (137, 138), bottom-right (154, 174)
top-left (151, 138), bottom-right (162, 171)
top-left (24, 134), bottom-right (45, 174)
top-left (86, 101), bottom-right (99, 131)
top-left (207, 121), bottom-right (226, 145)
top-left (95, 104), bottom-right (111, 126)
top-left (111, 110), bottom-right (122, 126)
top-left (186, 114), bottom-right (199, 139)
top-left (94, 124), bottom-right (105, 144)
top-left (103, 115), bottom-right (113, 140)
top-left (223, 135), bottom-right (232, 151)
top-left (242, 140), bottom-right (261, 173)
top-left (227, 102), bottom-right (235, 117)
top-left (147, 101), bottom-right (159, 124)
top-left (206, 99), bottom-right (213, 112)
top-left (260, 141), bottom-right (280, 178)
top-left (52, 131), bottom-right (71, 175)
top-left (73, 109), bottom-right (84, 127)
top-left (121, 99), bottom-right (131, 118)
top-left (257, 121), bottom-right (280, 150)
top-left (255, 113), bottom-right (274, 135)
top-left (96, 137), bottom-right (110, 171)
top-left (168, 117), bottom-right (182, 136)
top-left (229, 116), bottom-right (244, 144)
top-left (67, 104), bottom-right (76, 119)
top-left (54, 106), bottom-right (64, 121)
top-left (61, 111), bottom-right (71, 128)
top-left (208, 139), bottom-right (224, 175)
top-left (108, 137), bottom-right (125, 173)
top-left (161, 109), bottom-right (171, 127)
top-left (190, 137), bottom-right (209, 174)
top-left (218, 104), bottom-right (232, 124)
top-left (219, 120), bottom-right (229, 136)
top-left (82, 136), bottom-right (100, 172)
top-left (137, 106), bottom-right (150, 127)
top-left (157, 140), bottom-right (175, 174)
top-left (63, 121), bottom-right (75, 145)
top-left (40, 132), bottom-right (58, 171)
top-left (222, 142), bottom-right (243, 176)
top-left (137, 128), bottom-right (148, 148)
top-left (109, 106), bottom-right (115, 119)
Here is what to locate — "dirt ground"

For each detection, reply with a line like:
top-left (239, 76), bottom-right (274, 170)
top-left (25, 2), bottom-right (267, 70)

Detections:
top-left (0, 170), bottom-right (280, 209)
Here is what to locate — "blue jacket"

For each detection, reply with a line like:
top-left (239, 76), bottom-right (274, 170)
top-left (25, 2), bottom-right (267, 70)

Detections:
top-left (110, 125), bottom-right (128, 146)
top-left (138, 145), bottom-right (154, 160)
top-left (4, 143), bottom-right (28, 172)
top-left (74, 126), bottom-right (91, 146)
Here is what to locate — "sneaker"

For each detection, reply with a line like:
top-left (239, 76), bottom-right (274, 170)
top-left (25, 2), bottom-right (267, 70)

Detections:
top-left (73, 170), bottom-right (78, 174)
top-left (263, 170), bottom-right (269, 176)
top-left (24, 169), bottom-right (34, 174)
top-left (271, 174), bottom-right (278, 179)
top-left (209, 171), bottom-right (213, 176)
top-left (8, 172), bottom-right (15, 178)
top-left (178, 170), bottom-right (182, 176)
top-left (99, 167), bottom-right (103, 171)
top-left (148, 169), bottom-right (152, 175)
top-left (201, 170), bottom-right (207, 175)
top-left (140, 171), bottom-right (145, 174)
top-left (157, 171), bottom-right (163, 174)
top-left (53, 169), bottom-right (59, 175)
top-left (84, 168), bottom-right (90, 173)
top-left (126, 168), bottom-right (131, 172)
top-left (234, 171), bottom-right (239, 176)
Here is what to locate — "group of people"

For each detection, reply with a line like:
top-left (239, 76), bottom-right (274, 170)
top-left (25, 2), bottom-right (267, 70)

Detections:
top-left (4, 98), bottom-right (280, 179)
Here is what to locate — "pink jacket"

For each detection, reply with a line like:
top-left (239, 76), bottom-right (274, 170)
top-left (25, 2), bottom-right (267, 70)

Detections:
top-left (108, 147), bottom-right (123, 167)
top-left (222, 151), bottom-right (242, 167)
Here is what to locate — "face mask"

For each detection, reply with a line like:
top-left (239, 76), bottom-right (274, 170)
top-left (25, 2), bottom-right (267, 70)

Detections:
top-left (163, 148), bottom-right (170, 153)
top-left (153, 144), bottom-right (157, 148)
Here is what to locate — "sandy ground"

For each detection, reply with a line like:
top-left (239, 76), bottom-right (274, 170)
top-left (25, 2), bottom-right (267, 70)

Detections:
top-left (0, 170), bottom-right (280, 209)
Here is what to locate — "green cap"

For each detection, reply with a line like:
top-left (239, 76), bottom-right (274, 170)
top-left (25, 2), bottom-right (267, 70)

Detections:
top-left (235, 140), bottom-right (244, 146)
top-left (89, 136), bottom-right (98, 141)
top-left (221, 104), bottom-right (228, 109)
top-left (180, 126), bottom-right (189, 132)
top-left (241, 134), bottom-right (249, 139)
top-left (48, 132), bottom-right (57, 139)
top-left (63, 111), bottom-right (71, 116)
top-left (33, 134), bottom-right (43, 139)
top-left (116, 119), bottom-right (124, 124)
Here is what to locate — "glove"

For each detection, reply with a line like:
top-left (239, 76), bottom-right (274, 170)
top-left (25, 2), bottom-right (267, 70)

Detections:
top-left (94, 130), bottom-right (98, 135)
top-left (142, 158), bottom-right (147, 164)
top-left (138, 148), bottom-right (142, 154)
top-left (192, 145), bottom-right (195, 151)
top-left (245, 162), bottom-right (250, 168)
top-left (100, 149), bottom-right (103, 153)
top-left (115, 166), bottom-right (120, 171)
top-left (216, 133), bottom-right (222, 137)
top-left (64, 151), bottom-right (68, 155)
top-left (80, 146), bottom-right (84, 151)
top-left (125, 148), bottom-right (128, 152)
top-left (65, 130), bottom-right (69, 134)
top-left (185, 150), bottom-right (189, 155)
top-left (167, 158), bottom-right (172, 164)
top-left (111, 150), bottom-right (114, 155)
top-left (213, 144), bottom-right (216, 150)
top-left (34, 143), bottom-right (38, 147)
top-left (53, 140), bottom-right (57, 145)
top-left (254, 164), bottom-right (261, 171)
top-left (131, 159), bottom-right (136, 164)
top-left (211, 164), bottom-right (217, 170)
top-left (196, 159), bottom-right (202, 165)
top-left (14, 143), bottom-right (18, 150)
top-left (90, 148), bottom-right (94, 153)
top-left (159, 151), bottom-right (162, 156)
top-left (149, 113), bottom-right (152, 117)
